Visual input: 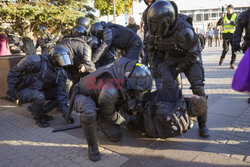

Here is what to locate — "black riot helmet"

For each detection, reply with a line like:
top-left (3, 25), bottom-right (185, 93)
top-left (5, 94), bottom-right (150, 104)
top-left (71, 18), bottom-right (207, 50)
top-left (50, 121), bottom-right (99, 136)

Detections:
top-left (90, 22), bottom-right (106, 39)
top-left (77, 17), bottom-right (90, 29)
top-left (49, 45), bottom-right (73, 67)
top-left (147, 0), bottom-right (177, 37)
top-left (87, 35), bottom-right (101, 51)
top-left (72, 25), bottom-right (87, 37)
top-left (126, 63), bottom-right (152, 101)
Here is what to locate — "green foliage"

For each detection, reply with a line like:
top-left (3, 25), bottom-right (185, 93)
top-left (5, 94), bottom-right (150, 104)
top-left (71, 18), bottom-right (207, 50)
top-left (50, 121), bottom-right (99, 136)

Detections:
top-left (94, 0), bottom-right (134, 16)
top-left (0, 0), bottom-right (96, 36)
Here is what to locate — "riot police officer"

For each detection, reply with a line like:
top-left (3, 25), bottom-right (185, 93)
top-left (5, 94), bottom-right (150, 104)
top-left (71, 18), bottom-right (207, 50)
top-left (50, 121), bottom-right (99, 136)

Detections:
top-left (53, 32), bottom-right (95, 86)
top-left (233, 8), bottom-right (250, 53)
top-left (90, 22), bottom-right (143, 61)
top-left (35, 26), bottom-right (53, 54)
top-left (77, 17), bottom-right (91, 30)
top-left (142, 0), bottom-right (155, 40)
top-left (6, 53), bottom-right (70, 128)
top-left (87, 35), bottom-right (117, 68)
top-left (73, 58), bottom-right (152, 161)
top-left (146, 0), bottom-right (209, 137)
top-left (63, 25), bottom-right (87, 39)
top-left (233, 8), bottom-right (250, 103)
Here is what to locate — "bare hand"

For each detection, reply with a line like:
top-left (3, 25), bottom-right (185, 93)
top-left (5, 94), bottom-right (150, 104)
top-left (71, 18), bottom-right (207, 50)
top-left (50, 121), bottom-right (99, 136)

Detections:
top-left (79, 65), bottom-right (86, 73)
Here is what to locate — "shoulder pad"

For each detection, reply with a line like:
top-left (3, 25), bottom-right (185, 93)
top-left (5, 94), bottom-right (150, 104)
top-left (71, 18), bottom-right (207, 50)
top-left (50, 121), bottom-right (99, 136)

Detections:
top-left (106, 22), bottom-right (114, 27)
top-left (176, 27), bottom-right (198, 49)
top-left (177, 14), bottom-right (193, 28)
top-left (17, 55), bottom-right (41, 68)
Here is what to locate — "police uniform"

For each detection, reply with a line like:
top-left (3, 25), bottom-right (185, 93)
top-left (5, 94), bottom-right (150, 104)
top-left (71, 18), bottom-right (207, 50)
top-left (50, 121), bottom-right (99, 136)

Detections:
top-left (57, 36), bottom-right (95, 85)
top-left (92, 22), bottom-right (143, 61)
top-left (233, 9), bottom-right (250, 52)
top-left (147, 0), bottom-right (209, 137)
top-left (35, 35), bottom-right (52, 54)
top-left (73, 57), bottom-right (152, 161)
top-left (6, 54), bottom-right (68, 127)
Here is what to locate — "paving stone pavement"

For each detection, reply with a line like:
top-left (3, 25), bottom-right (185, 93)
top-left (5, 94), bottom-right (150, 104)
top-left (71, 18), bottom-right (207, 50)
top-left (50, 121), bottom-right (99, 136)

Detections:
top-left (0, 46), bottom-right (250, 167)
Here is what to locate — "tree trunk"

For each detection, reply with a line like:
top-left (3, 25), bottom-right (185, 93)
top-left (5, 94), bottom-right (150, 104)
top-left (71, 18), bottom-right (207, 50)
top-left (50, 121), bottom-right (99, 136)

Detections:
top-left (22, 24), bottom-right (36, 56)
top-left (22, 37), bottom-right (36, 55)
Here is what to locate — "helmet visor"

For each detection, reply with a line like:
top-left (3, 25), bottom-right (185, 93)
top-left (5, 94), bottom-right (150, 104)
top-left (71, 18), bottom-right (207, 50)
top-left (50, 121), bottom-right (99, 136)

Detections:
top-left (56, 53), bottom-right (73, 67)
top-left (149, 22), bottom-right (170, 37)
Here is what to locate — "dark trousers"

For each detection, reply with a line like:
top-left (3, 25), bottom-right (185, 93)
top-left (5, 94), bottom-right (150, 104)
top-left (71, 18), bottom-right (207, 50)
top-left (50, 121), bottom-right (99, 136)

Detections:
top-left (17, 88), bottom-right (58, 119)
top-left (208, 36), bottom-right (213, 47)
top-left (221, 38), bottom-right (236, 64)
top-left (126, 37), bottom-right (143, 60)
top-left (150, 56), bottom-right (207, 125)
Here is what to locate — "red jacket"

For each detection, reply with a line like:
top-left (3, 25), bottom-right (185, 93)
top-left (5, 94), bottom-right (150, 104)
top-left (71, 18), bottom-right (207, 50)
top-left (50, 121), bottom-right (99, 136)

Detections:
top-left (0, 33), bottom-right (11, 56)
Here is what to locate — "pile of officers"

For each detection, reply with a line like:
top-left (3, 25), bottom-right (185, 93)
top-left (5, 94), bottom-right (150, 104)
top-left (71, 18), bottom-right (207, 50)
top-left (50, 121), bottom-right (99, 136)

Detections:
top-left (6, 0), bottom-right (212, 162)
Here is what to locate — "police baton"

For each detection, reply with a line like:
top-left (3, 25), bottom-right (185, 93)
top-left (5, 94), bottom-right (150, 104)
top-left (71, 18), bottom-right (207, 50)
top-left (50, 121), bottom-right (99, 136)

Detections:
top-left (65, 84), bottom-right (80, 122)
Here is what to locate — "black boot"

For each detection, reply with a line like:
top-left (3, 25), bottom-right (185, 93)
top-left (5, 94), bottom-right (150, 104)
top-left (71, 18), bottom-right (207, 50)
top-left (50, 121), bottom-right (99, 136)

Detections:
top-left (44, 114), bottom-right (53, 121)
top-left (36, 118), bottom-right (49, 128)
top-left (28, 104), bottom-right (49, 128)
top-left (219, 58), bottom-right (224, 66)
top-left (230, 63), bottom-right (235, 69)
top-left (98, 119), bottom-right (121, 142)
top-left (199, 123), bottom-right (210, 138)
top-left (197, 109), bottom-right (210, 138)
top-left (80, 113), bottom-right (100, 161)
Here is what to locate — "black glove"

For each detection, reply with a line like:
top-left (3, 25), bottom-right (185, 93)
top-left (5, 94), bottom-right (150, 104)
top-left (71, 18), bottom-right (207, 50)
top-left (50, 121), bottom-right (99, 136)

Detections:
top-left (6, 89), bottom-right (16, 102)
top-left (234, 43), bottom-right (241, 52)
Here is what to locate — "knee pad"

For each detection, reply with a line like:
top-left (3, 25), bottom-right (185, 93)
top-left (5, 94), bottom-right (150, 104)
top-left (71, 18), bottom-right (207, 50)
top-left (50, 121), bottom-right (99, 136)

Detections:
top-left (33, 92), bottom-right (45, 106)
top-left (80, 110), bottom-right (97, 124)
top-left (74, 94), bottom-right (98, 112)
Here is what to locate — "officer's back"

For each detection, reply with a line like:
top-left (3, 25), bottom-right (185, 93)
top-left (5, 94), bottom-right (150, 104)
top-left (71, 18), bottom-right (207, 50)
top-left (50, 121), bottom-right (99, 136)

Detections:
top-left (105, 23), bottom-right (137, 50)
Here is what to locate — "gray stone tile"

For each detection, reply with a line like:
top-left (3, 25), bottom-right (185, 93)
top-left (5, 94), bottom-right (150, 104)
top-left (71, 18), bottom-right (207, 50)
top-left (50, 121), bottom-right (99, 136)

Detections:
top-left (188, 152), bottom-right (250, 167)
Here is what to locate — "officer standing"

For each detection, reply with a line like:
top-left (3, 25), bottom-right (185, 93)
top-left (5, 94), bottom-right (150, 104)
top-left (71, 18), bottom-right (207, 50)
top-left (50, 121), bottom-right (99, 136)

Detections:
top-left (146, 0), bottom-right (209, 137)
top-left (6, 53), bottom-right (70, 127)
top-left (217, 4), bottom-right (238, 69)
top-left (233, 8), bottom-right (250, 103)
top-left (70, 58), bottom-right (152, 161)
top-left (142, 0), bottom-right (155, 41)
top-left (233, 8), bottom-right (250, 54)
top-left (90, 22), bottom-right (143, 61)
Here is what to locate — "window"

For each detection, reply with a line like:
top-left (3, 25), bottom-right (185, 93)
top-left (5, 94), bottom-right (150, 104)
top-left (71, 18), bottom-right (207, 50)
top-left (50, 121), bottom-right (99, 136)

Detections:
top-left (204, 14), bottom-right (209, 20)
top-left (196, 14), bottom-right (203, 21)
top-left (212, 13), bottom-right (217, 18)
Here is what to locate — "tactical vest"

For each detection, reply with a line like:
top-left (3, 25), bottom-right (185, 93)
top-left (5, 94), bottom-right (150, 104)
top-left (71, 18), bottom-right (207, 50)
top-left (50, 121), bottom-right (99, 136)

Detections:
top-left (79, 57), bottom-right (137, 105)
top-left (222, 13), bottom-right (237, 33)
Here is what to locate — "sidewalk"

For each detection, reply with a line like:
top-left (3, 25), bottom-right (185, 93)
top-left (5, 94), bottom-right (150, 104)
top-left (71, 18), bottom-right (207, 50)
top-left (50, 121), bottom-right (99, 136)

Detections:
top-left (0, 46), bottom-right (249, 167)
